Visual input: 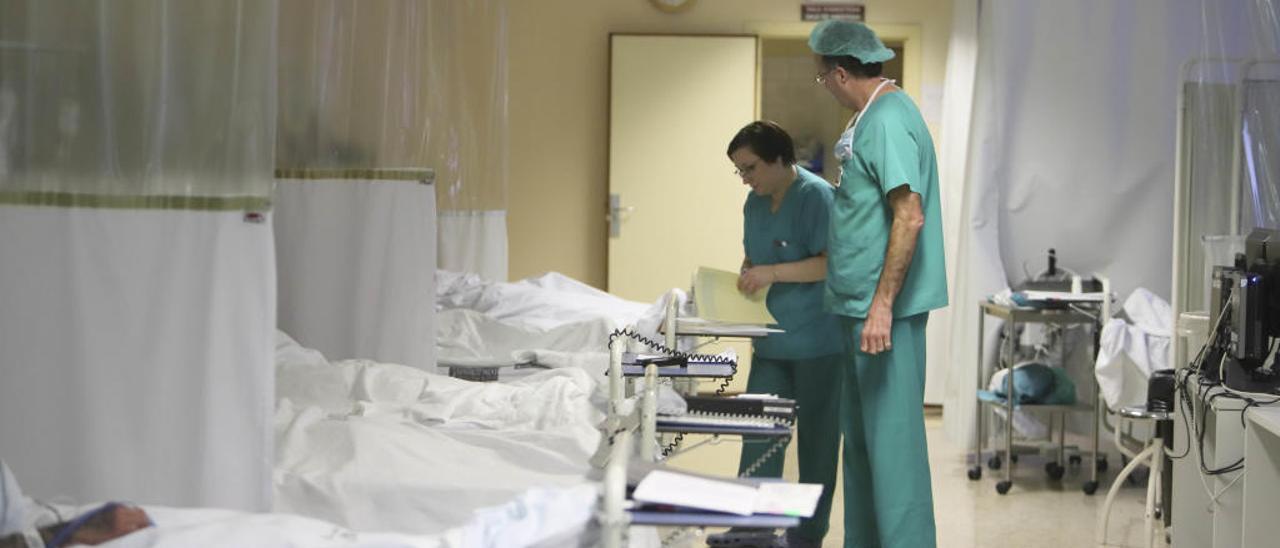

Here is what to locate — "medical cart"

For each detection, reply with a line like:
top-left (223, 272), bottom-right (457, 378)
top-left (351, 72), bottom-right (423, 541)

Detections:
top-left (968, 300), bottom-right (1108, 495)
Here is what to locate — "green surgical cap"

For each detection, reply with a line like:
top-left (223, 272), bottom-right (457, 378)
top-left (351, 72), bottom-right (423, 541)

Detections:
top-left (808, 20), bottom-right (895, 63)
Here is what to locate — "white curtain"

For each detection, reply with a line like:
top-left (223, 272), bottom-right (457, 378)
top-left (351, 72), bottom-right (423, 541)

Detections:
top-left (438, 210), bottom-right (509, 283)
top-left (0, 1), bottom-right (277, 510)
top-left (274, 172), bottom-right (437, 371)
top-left (277, 0), bottom-right (510, 282)
top-left (425, 0), bottom-right (510, 280)
top-left (0, 209), bottom-right (276, 510)
top-left (940, 0), bottom-right (1229, 443)
top-left (924, 0), bottom-right (980, 405)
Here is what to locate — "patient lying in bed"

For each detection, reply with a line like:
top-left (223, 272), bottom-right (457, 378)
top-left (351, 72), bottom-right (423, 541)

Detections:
top-left (1, 462), bottom-right (151, 547)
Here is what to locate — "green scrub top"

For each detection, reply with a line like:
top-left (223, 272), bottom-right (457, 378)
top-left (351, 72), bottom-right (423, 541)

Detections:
top-left (743, 166), bottom-right (844, 359)
top-left (826, 92), bottom-right (948, 319)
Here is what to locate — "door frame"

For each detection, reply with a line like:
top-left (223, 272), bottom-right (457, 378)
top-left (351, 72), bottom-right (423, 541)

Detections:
top-left (746, 22), bottom-right (924, 105)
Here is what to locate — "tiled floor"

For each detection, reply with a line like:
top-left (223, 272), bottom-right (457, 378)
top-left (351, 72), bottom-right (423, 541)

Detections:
top-left (664, 413), bottom-right (1166, 548)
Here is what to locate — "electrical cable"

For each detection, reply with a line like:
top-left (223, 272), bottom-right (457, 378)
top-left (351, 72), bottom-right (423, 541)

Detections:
top-left (608, 327), bottom-right (738, 396)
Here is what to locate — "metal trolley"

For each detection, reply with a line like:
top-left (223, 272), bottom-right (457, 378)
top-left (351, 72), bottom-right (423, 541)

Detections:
top-left (967, 300), bottom-right (1109, 495)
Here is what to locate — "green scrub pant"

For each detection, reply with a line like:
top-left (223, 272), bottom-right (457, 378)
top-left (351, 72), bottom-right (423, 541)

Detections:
top-left (737, 354), bottom-right (842, 543)
top-left (840, 314), bottom-right (936, 548)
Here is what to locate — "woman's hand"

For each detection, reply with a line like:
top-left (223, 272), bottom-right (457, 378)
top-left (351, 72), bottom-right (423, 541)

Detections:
top-left (738, 266), bottom-right (776, 295)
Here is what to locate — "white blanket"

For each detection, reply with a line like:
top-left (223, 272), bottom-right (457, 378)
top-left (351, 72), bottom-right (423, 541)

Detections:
top-left (436, 271), bottom-right (691, 368)
top-left (1094, 288), bottom-right (1172, 409)
top-left (273, 333), bottom-right (603, 535)
top-left (2, 457), bottom-right (599, 548)
top-left (437, 271), bottom-right (652, 332)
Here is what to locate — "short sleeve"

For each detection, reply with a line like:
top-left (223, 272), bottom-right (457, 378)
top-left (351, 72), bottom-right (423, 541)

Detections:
top-left (800, 183), bottom-right (833, 257)
top-left (866, 116), bottom-right (922, 197)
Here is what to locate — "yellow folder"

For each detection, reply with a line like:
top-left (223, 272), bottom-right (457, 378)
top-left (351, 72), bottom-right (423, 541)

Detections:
top-left (693, 266), bottom-right (777, 325)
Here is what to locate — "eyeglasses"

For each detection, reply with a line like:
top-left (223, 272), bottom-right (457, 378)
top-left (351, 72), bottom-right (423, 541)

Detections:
top-left (815, 67), bottom-right (838, 85)
top-left (734, 161), bottom-right (761, 178)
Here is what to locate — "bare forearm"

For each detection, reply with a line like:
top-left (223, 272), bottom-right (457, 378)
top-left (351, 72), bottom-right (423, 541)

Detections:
top-left (874, 191), bottom-right (924, 309)
top-left (767, 255), bottom-right (827, 283)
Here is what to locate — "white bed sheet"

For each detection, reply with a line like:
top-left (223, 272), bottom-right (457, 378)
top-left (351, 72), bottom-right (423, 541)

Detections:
top-left (273, 333), bottom-right (603, 536)
top-left (436, 271), bottom-right (691, 369)
top-left (5, 482), bottom-right (600, 548)
top-left (436, 271), bottom-right (652, 331)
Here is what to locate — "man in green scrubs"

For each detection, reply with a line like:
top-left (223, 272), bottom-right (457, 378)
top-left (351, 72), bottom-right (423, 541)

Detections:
top-left (809, 21), bottom-right (948, 548)
top-left (724, 121), bottom-right (843, 548)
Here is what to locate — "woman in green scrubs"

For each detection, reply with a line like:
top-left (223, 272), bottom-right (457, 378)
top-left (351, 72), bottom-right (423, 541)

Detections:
top-left (726, 121), bottom-right (843, 548)
top-left (809, 20), bottom-right (949, 548)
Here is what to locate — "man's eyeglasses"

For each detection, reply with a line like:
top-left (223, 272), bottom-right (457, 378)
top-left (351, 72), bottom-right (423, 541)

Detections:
top-left (734, 161), bottom-right (760, 178)
top-left (815, 67), bottom-right (838, 84)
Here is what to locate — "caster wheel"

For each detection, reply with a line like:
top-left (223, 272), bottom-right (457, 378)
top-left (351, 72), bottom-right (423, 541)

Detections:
top-left (987, 456), bottom-right (1003, 470)
top-left (1069, 455), bottom-right (1082, 466)
top-left (1097, 457), bottom-right (1109, 473)
top-left (996, 481), bottom-right (1012, 495)
top-left (1154, 508), bottom-right (1162, 520)
top-left (1045, 462), bottom-right (1065, 481)
top-left (967, 466), bottom-right (982, 481)
top-left (1083, 481), bottom-right (1099, 495)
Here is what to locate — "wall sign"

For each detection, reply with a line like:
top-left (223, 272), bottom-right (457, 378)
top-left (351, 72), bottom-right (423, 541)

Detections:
top-left (801, 3), bottom-right (865, 22)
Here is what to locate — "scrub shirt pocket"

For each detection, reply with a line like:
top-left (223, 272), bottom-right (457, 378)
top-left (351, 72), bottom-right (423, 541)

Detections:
top-left (827, 240), bottom-right (882, 302)
top-left (771, 230), bottom-right (806, 263)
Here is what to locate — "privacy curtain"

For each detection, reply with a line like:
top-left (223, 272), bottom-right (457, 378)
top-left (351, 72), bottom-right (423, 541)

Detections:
top-left (939, 0), bottom-right (1244, 444)
top-left (0, 1), bottom-right (277, 510)
top-left (276, 0), bottom-right (509, 285)
top-left (273, 169), bottom-right (438, 371)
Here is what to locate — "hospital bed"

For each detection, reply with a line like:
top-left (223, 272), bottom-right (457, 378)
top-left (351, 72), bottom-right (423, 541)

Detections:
top-left (0, 330), bottom-right (652, 547)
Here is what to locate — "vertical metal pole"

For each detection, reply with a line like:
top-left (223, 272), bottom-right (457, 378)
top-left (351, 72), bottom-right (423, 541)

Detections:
top-left (665, 295), bottom-right (678, 350)
top-left (1004, 318), bottom-right (1014, 486)
top-left (1229, 63), bottom-right (1248, 235)
top-left (974, 305), bottom-right (986, 466)
top-left (641, 363), bottom-right (659, 462)
top-left (609, 333), bottom-right (626, 417)
top-left (1146, 435), bottom-right (1163, 548)
top-left (602, 429), bottom-right (632, 548)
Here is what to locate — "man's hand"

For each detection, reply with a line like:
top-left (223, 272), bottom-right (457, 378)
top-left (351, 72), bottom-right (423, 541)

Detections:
top-left (738, 266), bottom-right (775, 295)
top-left (861, 298), bottom-right (894, 354)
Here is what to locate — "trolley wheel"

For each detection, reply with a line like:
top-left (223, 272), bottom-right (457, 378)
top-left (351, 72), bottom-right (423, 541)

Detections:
top-left (1068, 455), bottom-right (1082, 466)
top-left (1045, 462), bottom-right (1065, 481)
top-left (987, 455), bottom-right (1002, 470)
top-left (1083, 480), bottom-right (1099, 495)
top-left (996, 481), bottom-right (1012, 495)
top-left (967, 466), bottom-right (982, 481)
top-left (1097, 457), bottom-right (1109, 473)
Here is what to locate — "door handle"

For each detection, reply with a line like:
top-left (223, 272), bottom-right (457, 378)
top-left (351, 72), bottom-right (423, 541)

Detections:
top-left (608, 193), bottom-right (635, 238)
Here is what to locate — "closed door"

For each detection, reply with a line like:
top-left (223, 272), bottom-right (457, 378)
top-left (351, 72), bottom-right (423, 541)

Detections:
top-left (607, 34), bottom-right (758, 303)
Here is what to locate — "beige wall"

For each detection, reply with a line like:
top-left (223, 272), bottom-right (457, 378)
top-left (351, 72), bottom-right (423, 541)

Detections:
top-left (507, 0), bottom-right (953, 288)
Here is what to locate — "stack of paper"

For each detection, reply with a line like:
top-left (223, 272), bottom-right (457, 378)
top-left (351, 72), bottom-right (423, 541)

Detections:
top-left (631, 469), bottom-right (823, 518)
top-left (674, 317), bottom-right (782, 337)
top-left (693, 267), bottom-right (777, 325)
